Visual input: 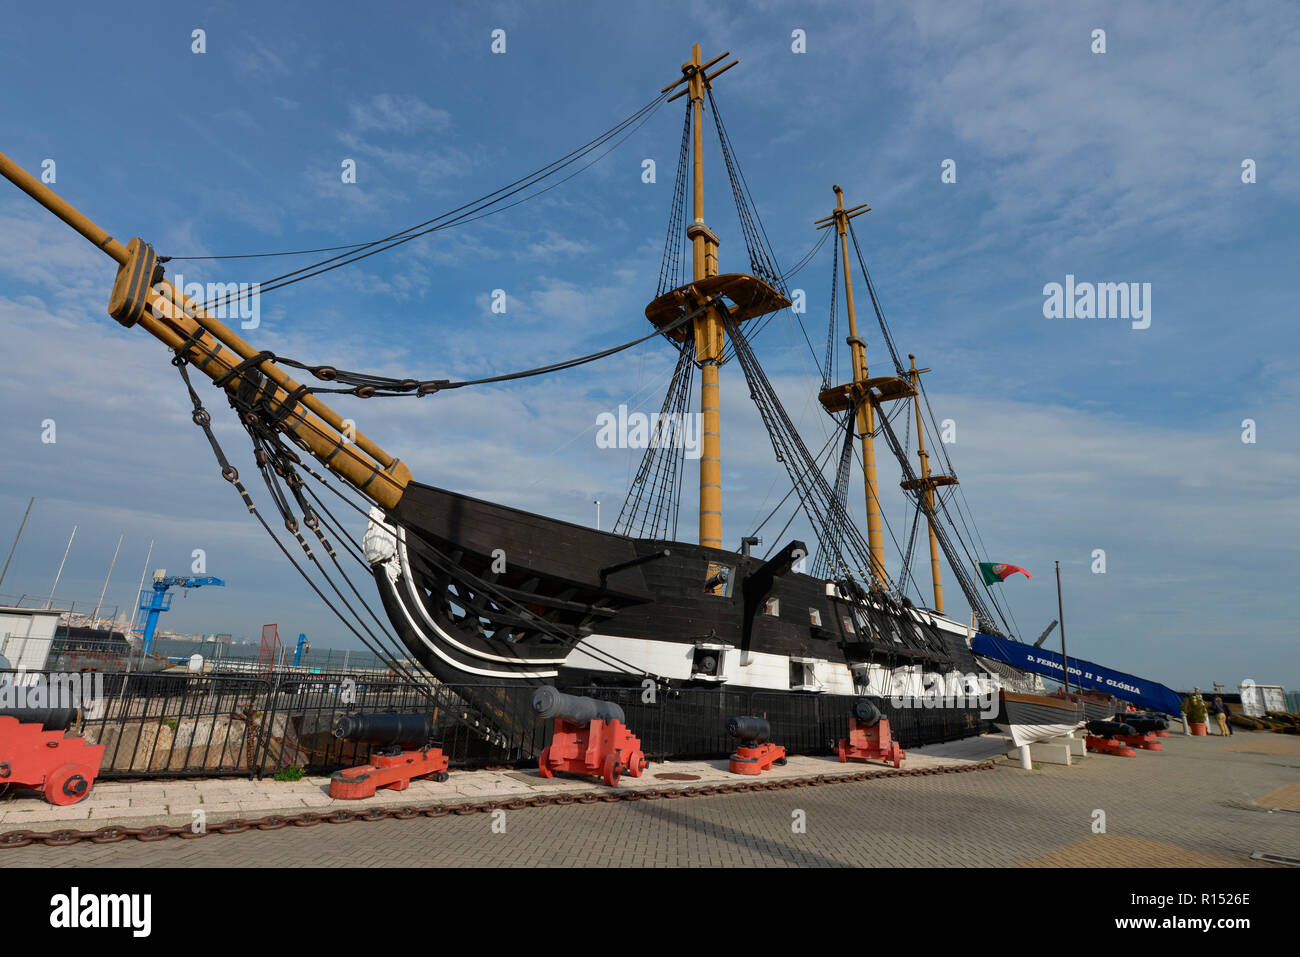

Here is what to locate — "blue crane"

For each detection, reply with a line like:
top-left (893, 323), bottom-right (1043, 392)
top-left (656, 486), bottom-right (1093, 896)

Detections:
top-left (136, 570), bottom-right (225, 655)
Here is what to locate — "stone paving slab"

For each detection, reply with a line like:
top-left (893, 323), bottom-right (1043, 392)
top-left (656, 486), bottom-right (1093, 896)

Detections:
top-left (1254, 781), bottom-right (1300, 813)
top-left (0, 735), bottom-right (1007, 833)
top-left (1017, 834), bottom-right (1250, 867)
top-left (1216, 735), bottom-right (1300, 756)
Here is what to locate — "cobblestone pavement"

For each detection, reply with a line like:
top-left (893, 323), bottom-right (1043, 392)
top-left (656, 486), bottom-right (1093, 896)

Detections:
top-left (0, 738), bottom-right (1001, 830)
top-left (1, 734), bottom-right (1296, 867)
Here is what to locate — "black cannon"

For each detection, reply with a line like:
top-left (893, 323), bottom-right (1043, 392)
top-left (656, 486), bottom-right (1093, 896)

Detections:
top-left (328, 712), bottom-right (448, 797)
top-left (531, 686), bottom-right (625, 725)
top-left (1124, 715), bottom-right (1168, 733)
top-left (0, 707), bottom-right (78, 731)
top-left (726, 715), bottom-right (771, 743)
top-left (837, 698), bottom-right (904, 766)
top-left (852, 697), bottom-right (882, 726)
top-left (534, 686), bottom-right (644, 786)
top-left (1086, 719), bottom-right (1136, 738)
top-left (727, 715), bottom-right (786, 773)
top-left (332, 712), bottom-right (435, 750)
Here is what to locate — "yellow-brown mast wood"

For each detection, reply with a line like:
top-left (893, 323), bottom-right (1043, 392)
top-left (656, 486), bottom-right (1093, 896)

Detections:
top-left (815, 186), bottom-right (916, 588)
top-left (0, 150), bottom-right (411, 510)
top-left (905, 354), bottom-right (956, 614)
top-left (680, 43), bottom-right (733, 550)
top-left (827, 185), bottom-right (884, 584)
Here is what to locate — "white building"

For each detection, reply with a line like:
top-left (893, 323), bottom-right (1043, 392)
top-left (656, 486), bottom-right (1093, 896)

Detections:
top-left (0, 607), bottom-right (64, 670)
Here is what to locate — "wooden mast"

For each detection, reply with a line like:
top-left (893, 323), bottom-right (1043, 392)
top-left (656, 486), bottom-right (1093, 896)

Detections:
top-left (815, 187), bottom-right (912, 587)
top-left (0, 150), bottom-right (411, 510)
top-left (904, 355), bottom-right (957, 612)
top-left (662, 45), bottom-right (738, 550)
top-left (688, 44), bottom-right (724, 550)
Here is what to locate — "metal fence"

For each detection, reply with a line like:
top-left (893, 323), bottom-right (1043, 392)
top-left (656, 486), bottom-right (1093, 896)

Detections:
top-left (149, 638), bottom-right (399, 675)
top-left (1, 668), bottom-right (990, 781)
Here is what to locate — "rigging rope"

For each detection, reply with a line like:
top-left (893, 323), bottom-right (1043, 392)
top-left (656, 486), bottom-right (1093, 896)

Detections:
top-left (175, 348), bottom-right (661, 683)
top-left (613, 333), bottom-right (696, 540)
top-left (263, 293), bottom-right (713, 400)
top-left (181, 90), bottom-right (670, 314)
top-left (170, 356), bottom-right (439, 695)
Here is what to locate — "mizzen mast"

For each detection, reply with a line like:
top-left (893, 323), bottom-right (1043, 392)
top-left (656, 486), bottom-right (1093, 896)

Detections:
top-left (902, 355), bottom-right (957, 612)
top-left (815, 186), bottom-right (913, 587)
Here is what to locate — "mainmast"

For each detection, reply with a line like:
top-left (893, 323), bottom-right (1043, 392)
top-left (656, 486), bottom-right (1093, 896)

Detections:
top-left (647, 45), bottom-right (787, 550)
top-left (902, 355), bottom-right (957, 612)
top-left (815, 186), bottom-right (913, 587)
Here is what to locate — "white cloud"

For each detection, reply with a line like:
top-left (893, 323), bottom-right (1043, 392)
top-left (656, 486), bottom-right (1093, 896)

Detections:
top-left (348, 95), bottom-right (452, 135)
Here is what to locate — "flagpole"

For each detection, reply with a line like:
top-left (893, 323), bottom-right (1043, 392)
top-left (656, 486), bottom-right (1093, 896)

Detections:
top-left (1056, 559), bottom-right (1070, 693)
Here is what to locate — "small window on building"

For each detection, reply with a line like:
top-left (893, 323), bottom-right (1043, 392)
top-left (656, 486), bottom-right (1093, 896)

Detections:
top-left (841, 616), bottom-right (855, 634)
top-left (808, 608), bottom-right (822, 627)
top-left (763, 597), bottom-right (780, 617)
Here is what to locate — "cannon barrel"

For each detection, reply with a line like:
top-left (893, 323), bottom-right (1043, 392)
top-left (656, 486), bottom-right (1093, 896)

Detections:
top-left (332, 712), bottom-right (434, 748)
top-left (726, 716), bottom-right (770, 742)
top-left (1124, 715), bottom-right (1168, 732)
top-left (0, 706), bottom-right (77, 731)
top-left (1086, 719), bottom-right (1136, 738)
top-left (531, 686), bottom-right (625, 725)
top-left (852, 698), bottom-right (882, 725)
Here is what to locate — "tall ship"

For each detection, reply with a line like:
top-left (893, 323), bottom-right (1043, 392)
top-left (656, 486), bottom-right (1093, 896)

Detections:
top-left (0, 45), bottom-right (1034, 754)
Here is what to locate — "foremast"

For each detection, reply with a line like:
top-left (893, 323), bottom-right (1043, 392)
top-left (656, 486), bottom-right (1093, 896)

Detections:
top-left (902, 355), bottom-right (957, 613)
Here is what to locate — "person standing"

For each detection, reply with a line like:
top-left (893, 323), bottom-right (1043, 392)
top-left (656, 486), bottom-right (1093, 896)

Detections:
top-left (1212, 695), bottom-right (1233, 736)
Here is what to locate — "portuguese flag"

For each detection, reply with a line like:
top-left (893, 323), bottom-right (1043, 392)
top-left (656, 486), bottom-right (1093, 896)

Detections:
top-left (979, 562), bottom-right (1031, 585)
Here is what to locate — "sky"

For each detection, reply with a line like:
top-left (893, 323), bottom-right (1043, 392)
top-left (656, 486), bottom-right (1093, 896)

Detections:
top-left (0, 0), bottom-right (1296, 689)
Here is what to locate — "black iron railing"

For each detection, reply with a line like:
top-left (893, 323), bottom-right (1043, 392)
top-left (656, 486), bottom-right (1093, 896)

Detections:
top-left (1, 668), bottom-right (989, 780)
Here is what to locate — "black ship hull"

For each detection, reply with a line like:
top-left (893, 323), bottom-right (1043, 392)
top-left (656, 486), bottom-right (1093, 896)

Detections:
top-left (366, 482), bottom-right (992, 754)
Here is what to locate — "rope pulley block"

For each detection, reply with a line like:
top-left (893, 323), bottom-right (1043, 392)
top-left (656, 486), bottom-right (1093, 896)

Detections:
top-left (532, 686), bottom-right (646, 788)
top-left (107, 236), bottom-right (160, 328)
